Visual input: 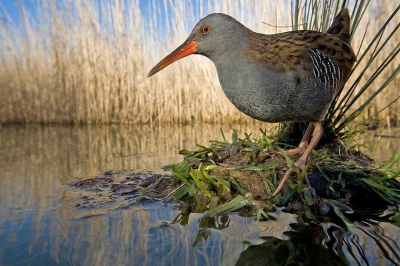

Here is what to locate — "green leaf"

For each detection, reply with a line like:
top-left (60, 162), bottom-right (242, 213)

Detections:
top-left (330, 202), bottom-right (353, 228)
top-left (379, 152), bottom-right (400, 172)
top-left (189, 168), bottom-right (213, 199)
top-left (220, 128), bottom-right (227, 142)
top-left (303, 188), bottom-right (314, 205)
top-left (205, 195), bottom-right (252, 217)
top-left (256, 209), bottom-right (269, 221)
top-left (232, 130), bottom-right (238, 143)
top-left (178, 149), bottom-right (192, 155)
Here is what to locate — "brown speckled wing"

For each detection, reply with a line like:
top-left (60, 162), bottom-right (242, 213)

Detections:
top-left (243, 8), bottom-right (356, 88)
top-left (244, 30), bottom-right (356, 81)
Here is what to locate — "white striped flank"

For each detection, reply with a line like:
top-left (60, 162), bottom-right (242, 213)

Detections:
top-left (307, 49), bottom-right (343, 90)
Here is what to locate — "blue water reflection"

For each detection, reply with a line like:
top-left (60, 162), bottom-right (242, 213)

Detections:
top-left (0, 125), bottom-right (399, 265)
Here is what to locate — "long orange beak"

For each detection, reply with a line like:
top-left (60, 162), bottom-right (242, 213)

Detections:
top-left (147, 41), bottom-right (198, 77)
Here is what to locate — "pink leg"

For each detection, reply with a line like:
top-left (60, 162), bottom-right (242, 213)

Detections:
top-left (271, 122), bottom-right (323, 197)
top-left (278, 123), bottom-right (314, 157)
top-left (294, 122), bottom-right (323, 170)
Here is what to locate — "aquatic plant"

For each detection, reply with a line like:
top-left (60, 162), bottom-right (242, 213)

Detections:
top-left (164, 129), bottom-right (400, 221)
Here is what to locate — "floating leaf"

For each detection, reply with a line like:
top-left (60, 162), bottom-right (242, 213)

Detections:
top-left (205, 195), bottom-right (252, 217)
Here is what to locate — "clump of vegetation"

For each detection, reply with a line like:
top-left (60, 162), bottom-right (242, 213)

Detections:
top-left (164, 129), bottom-right (400, 222)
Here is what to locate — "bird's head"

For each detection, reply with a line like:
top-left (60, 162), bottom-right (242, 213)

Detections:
top-left (147, 13), bottom-right (245, 77)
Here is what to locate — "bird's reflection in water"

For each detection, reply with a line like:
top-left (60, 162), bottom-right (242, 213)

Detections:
top-left (191, 216), bottom-right (231, 247)
top-left (172, 206), bottom-right (231, 247)
top-left (170, 201), bottom-right (400, 265)
top-left (236, 223), bottom-right (347, 266)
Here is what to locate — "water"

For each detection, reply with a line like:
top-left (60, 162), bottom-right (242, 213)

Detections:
top-left (0, 124), bottom-right (399, 265)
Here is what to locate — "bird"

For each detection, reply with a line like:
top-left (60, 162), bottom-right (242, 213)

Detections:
top-left (148, 9), bottom-right (356, 196)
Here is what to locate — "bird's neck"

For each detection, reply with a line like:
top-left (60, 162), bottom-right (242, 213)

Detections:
top-left (207, 27), bottom-right (252, 64)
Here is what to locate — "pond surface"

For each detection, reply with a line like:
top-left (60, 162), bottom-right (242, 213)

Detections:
top-left (0, 124), bottom-right (399, 265)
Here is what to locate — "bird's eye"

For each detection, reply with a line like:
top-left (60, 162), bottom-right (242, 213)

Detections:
top-left (201, 25), bottom-right (211, 34)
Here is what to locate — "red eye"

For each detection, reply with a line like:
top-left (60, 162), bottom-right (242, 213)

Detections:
top-left (201, 25), bottom-right (211, 34)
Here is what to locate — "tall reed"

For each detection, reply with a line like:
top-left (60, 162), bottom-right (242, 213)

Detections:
top-left (0, 0), bottom-right (398, 125)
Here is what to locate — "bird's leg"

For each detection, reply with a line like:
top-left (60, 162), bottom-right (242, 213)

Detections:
top-left (271, 122), bottom-right (323, 197)
top-left (278, 123), bottom-right (314, 157)
top-left (294, 122), bottom-right (323, 170)
top-left (271, 169), bottom-right (293, 197)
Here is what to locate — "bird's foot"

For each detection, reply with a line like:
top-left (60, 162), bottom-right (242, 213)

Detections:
top-left (271, 157), bottom-right (308, 197)
top-left (278, 146), bottom-right (307, 157)
top-left (271, 122), bottom-right (323, 197)
top-left (262, 146), bottom-right (306, 159)
top-left (268, 122), bottom-right (313, 158)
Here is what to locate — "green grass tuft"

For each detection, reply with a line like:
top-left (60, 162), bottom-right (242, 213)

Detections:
top-left (164, 129), bottom-right (400, 222)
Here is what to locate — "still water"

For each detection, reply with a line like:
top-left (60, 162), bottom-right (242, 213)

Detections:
top-left (0, 124), bottom-right (399, 265)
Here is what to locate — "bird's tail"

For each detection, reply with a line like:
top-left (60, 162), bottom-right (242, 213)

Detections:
top-left (327, 8), bottom-right (352, 45)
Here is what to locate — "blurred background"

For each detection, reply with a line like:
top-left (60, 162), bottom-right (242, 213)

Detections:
top-left (0, 0), bottom-right (398, 126)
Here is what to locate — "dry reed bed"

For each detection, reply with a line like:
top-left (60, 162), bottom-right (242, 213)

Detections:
top-left (0, 0), bottom-right (398, 125)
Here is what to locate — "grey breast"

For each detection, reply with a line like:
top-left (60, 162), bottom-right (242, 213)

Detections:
top-left (214, 54), bottom-right (337, 123)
